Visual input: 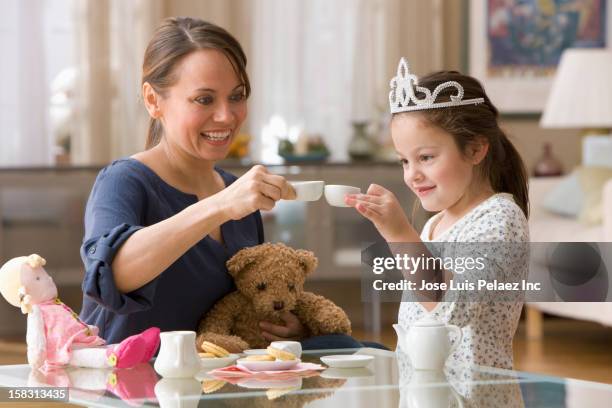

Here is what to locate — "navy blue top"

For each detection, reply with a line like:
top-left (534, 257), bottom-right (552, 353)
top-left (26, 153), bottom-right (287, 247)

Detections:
top-left (79, 158), bottom-right (263, 344)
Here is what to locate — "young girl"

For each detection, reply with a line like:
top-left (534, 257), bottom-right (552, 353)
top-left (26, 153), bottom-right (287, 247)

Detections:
top-left (346, 58), bottom-right (529, 369)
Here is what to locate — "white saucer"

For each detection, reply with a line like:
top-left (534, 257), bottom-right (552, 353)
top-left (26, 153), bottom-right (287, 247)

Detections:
top-left (320, 354), bottom-right (374, 369)
top-left (200, 353), bottom-right (240, 369)
top-left (243, 348), bottom-right (268, 356)
top-left (321, 367), bottom-right (374, 379)
top-left (237, 358), bottom-right (300, 372)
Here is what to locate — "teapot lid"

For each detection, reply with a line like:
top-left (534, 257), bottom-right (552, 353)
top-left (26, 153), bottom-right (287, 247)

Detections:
top-left (413, 316), bottom-right (445, 327)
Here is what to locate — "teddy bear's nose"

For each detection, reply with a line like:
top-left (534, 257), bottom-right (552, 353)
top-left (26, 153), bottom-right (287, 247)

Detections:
top-left (273, 301), bottom-right (284, 311)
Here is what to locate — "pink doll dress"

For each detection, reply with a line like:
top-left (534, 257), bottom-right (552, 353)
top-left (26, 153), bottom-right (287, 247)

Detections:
top-left (38, 298), bottom-right (105, 370)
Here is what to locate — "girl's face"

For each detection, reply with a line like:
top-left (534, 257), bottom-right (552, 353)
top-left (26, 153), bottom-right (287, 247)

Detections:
top-left (153, 48), bottom-right (247, 161)
top-left (391, 114), bottom-right (481, 212)
top-left (20, 264), bottom-right (57, 304)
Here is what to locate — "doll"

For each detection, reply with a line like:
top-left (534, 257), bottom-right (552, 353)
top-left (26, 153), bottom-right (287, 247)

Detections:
top-left (0, 254), bottom-right (160, 372)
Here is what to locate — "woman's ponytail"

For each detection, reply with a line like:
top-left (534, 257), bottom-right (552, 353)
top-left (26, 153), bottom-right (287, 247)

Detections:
top-left (146, 118), bottom-right (163, 150)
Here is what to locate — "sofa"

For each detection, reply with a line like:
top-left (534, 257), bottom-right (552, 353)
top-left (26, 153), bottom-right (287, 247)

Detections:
top-left (525, 177), bottom-right (612, 338)
top-left (529, 177), bottom-right (612, 242)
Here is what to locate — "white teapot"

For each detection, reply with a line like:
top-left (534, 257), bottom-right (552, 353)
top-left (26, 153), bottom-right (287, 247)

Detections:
top-left (393, 317), bottom-right (462, 370)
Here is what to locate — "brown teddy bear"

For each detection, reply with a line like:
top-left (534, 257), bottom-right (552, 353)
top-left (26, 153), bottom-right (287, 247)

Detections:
top-left (196, 243), bottom-right (351, 352)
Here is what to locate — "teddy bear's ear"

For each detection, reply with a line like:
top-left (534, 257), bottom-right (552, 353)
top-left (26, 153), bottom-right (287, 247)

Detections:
top-left (226, 246), bottom-right (259, 279)
top-left (295, 249), bottom-right (318, 276)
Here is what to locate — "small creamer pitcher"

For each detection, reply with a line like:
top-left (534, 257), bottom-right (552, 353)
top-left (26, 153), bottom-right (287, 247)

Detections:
top-left (154, 331), bottom-right (201, 378)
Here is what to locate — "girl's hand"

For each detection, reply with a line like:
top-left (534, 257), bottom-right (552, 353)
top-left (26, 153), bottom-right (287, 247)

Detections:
top-left (345, 183), bottom-right (416, 242)
top-left (259, 311), bottom-right (308, 342)
top-left (211, 165), bottom-right (296, 221)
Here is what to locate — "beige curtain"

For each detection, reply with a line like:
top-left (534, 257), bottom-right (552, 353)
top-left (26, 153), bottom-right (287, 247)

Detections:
top-left (0, 0), bottom-right (52, 166)
top-left (109, 0), bottom-right (164, 161)
top-left (73, 0), bottom-right (111, 165)
top-left (388, 0), bottom-right (465, 76)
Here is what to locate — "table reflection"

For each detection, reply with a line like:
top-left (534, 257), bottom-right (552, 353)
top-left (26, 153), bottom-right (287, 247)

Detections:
top-left (397, 350), bottom-right (525, 408)
top-left (27, 362), bottom-right (159, 406)
top-left (4, 348), bottom-right (610, 407)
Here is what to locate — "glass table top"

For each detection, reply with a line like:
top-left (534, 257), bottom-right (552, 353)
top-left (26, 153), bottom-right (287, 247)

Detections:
top-left (0, 348), bottom-right (610, 407)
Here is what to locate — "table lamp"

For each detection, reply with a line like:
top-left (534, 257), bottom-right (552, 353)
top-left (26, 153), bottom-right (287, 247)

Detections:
top-left (540, 48), bottom-right (612, 165)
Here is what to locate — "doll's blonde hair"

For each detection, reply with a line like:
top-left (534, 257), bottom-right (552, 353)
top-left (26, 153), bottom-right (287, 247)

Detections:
top-left (0, 254), bottom-right (46, 307)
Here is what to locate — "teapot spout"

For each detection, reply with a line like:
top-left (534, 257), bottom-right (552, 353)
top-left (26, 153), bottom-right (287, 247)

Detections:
top-left (392, 323), bottom-right (406, 344)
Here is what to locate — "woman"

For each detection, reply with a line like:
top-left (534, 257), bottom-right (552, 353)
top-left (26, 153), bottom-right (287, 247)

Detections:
top-left (79, 17), bottom-right (380, 351)
top-left (79, 17), bottom-right (301, 349)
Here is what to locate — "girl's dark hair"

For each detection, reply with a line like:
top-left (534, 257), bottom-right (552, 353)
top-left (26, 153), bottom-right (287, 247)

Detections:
top-left (142, 17), bottom-right (250, 149)
top-left (396, 71), bottom-right (529, 218)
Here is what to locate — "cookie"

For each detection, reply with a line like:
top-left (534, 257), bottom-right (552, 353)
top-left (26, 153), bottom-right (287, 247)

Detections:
top-left (201, 341), bottom-right (230, 358)
top-left (202, 379), bottom-right (226, 394)
top-left (266, 387), bottom-right (296, 400)
top-left (266, 346), bottom-right (296, 361)
top-left (245, 354), bottom-right (275, 361)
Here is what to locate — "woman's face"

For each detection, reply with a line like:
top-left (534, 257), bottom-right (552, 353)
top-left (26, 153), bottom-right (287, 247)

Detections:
top-left (155, 48), bottom-right (247, 161)
top-left (391, 114), bottom-right (478, 212)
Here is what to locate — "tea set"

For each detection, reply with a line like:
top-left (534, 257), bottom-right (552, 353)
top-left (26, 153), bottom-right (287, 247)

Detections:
top-left (154, 315), bottom-right (461, 379)
top-left (153, 331), bottom-right (372, 379)
top-left (148, 317), bottom-right (463, 407)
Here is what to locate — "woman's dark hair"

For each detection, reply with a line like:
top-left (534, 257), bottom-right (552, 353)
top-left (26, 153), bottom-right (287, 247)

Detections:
top-left (142, 17), bottom-right (250, 149)
top-left (396, 71), bottom-right (529, 218)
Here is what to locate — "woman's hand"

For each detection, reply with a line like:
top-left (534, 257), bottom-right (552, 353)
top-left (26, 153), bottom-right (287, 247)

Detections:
top-left (259, 311), bottom-right (308, 342)
top-left (211, 165), bottom-right (296, 221)
top-left (345, 183), bottom-right (417, 242)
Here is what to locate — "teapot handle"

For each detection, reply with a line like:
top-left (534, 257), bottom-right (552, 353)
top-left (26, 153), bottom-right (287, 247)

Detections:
top-left (447, 324), bottom-right (463, 356)
top-left (451, 387), bottom-right (464, 408)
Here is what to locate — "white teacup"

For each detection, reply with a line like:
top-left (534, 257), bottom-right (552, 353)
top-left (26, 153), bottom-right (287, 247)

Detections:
top-left (289, 181), bottom-right (324, 201)
top-left (270, 340), bottom-right (302, 358)
top-left (324, 185), bottom-right (361, 207)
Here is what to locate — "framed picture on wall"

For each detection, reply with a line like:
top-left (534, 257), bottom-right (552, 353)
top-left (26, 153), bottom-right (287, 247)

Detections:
top-left (469, 0), bottom-right (611, 114)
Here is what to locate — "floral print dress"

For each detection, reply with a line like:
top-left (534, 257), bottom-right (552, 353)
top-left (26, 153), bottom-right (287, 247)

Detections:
top-left (397, 193), bottom-right (529, 370)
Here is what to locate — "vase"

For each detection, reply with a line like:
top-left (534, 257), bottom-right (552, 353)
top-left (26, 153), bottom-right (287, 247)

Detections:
top-left (348, 121), bottom-right (376, 160)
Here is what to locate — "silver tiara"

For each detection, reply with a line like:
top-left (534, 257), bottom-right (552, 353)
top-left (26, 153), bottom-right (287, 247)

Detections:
top-left (389, 57), bottom-right (484, 114)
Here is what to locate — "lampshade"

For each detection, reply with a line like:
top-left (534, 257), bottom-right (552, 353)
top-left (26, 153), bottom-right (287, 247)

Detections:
top-left (540, 49), bottom-right (612, 129)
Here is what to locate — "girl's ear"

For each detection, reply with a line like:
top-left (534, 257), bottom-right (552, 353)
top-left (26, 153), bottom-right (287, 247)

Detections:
top-left (467, 138), bottom-right (489, 165)
top-left (142, 82), bottom-right (162, 119)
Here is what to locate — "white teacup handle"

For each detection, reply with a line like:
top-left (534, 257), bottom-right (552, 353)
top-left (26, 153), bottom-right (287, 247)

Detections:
top-left (447, 324), bottom-right (463, 356)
